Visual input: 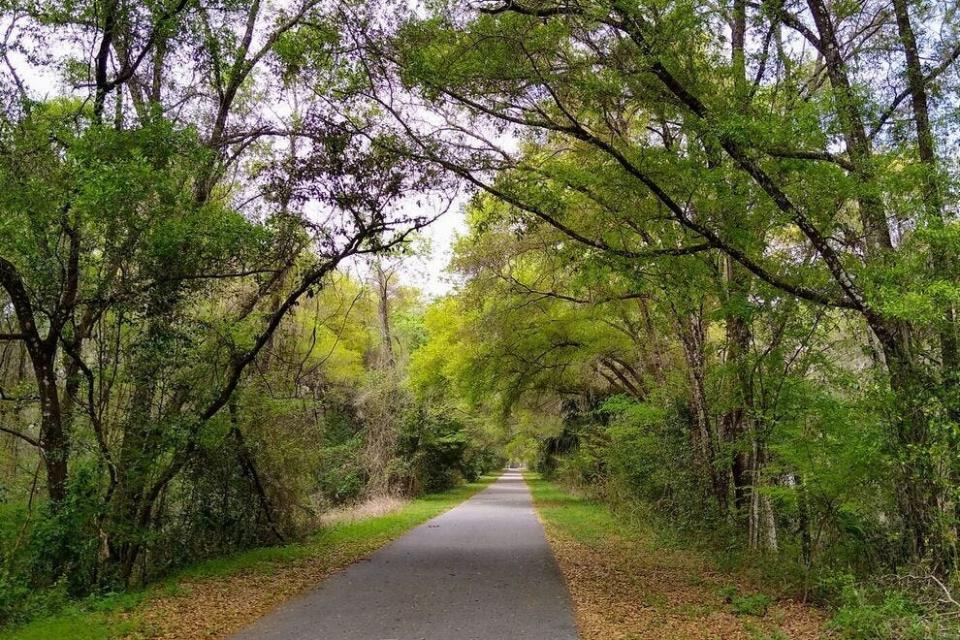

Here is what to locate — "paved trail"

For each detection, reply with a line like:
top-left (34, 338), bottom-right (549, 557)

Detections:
top-left (231, 471), bottom-right (578, 640)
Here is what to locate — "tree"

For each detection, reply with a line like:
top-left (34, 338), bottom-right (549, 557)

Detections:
top-left (0, 0), bottom-right (443, 586)
top-left (358, 0), bottom-right (960, 568)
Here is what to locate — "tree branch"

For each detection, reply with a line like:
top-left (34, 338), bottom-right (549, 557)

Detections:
top-left (870, 41), bottom-right (960, 139)
top-left (0, 425), bottom-right (40, 448)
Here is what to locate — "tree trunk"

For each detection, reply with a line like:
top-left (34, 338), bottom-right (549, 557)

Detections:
top-left (229, 398), bottom-right (284, 543)
top-left (748, 440), bottom-right (777, 550)
top-left (0, 258), bottom-right (70, 503)
top-left (637, 297), bottom-right (667, 385)
top-left (805, 0), bottom-right (893, 255)
top-left (722, 258), bottom-right (753, 515)
top-left (676, 311), bottom-right (727, 509)
top-left (374, 261), bottom-right (395, 368)
top-left (35, 353), bottom-right (68, 503)
top-left (876, 323), bottom-right (954, 567)
top-left (891, 0), bottom-right (959, 393)
top-left (104, 311), bottom-right (169, 585)
top-left (804, 0), bottom-right (954, 568)
top-left (891, 0), bottom-right (959, 570)
top-left (724, 0), bottom-right (754, 520)
top-left (796, 473), bottom-right (812, 568)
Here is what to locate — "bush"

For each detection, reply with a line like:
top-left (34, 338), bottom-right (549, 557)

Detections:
top-left (555, 430), bottom-right (608, 492)
top-left (829, 593), bottom-right (926, 639)
top-left (0, 571), bottom-right (72, 628)
top-left (460, 448), bottom-right (503, 482)
top-left (391, 405), bottom-right (499, 495)
top-left (393, 408), bottom-right (468, 493)
top-left (719, 585), bottom-right (773, 617)
top-left (0, 467), bottom-right (101, 626)
top-left (315, 435), bottom-right (367, 506)
top-left (596, 397), bottom-right (719, 530)
top-left (147, 438), bottom-right (282, 578)
top-left (821, 573), bottom-right (929, 640)
top-left (0, 571), bottom-right (31, 626)
top-left (25, 467), bottom-right (101, 596)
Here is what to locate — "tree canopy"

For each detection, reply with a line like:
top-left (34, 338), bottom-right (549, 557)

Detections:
top-left (1, 0), bottom-right (959, 634)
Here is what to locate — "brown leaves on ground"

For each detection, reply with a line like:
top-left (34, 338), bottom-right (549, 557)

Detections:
top-left (124, 497), bottom-right (407, 640)
top-left (543, 526), bottom-right (829, 640)
top-left (128, 556), bottom-right (346, 640)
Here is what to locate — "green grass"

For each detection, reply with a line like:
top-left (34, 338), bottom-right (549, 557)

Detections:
top-left (523, 472), bottom-right (639, 546)
top-left (0, 475), bottom-right (496, 640)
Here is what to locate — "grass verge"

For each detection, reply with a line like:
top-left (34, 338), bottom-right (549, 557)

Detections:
top-left (1, 475), bottom-right (496, 640)
top-left (525, 472), bottom-right (828, 640)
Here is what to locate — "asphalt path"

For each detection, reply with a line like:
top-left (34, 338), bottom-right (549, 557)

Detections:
top-left (231, 470), bottom-right (578, 640)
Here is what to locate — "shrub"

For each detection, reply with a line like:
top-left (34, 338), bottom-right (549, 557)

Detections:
top-left (822, 573), bottom-right (928, 640)
top-left (25, 467), bottom-right (101, 596)
top-left (315, 436), bottom-right (367, 506)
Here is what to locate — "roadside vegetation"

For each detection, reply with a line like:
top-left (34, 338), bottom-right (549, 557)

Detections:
top-left (526, 473), bottom-right (827, 639)
top-left (529, 472), bottom-right (958, 639)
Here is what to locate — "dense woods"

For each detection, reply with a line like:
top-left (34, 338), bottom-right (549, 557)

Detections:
top-left (0, 0), bottom-right (498, 624)
top-left (1, 0), bottom-right (959, 636)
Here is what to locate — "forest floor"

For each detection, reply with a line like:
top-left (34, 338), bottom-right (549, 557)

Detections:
top-left (526, 474), bottom-right (831, 640)
top-left (0, 476), bottom-right (495, 640)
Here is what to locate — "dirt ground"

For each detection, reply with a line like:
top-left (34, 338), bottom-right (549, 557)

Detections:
top-left (543, 522), bottom-right (829, 640)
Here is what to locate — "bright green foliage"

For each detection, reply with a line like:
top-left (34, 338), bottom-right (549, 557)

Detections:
top-left (720, 586), bottom-right (774, 617)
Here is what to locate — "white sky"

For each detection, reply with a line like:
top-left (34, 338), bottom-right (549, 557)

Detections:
top-left (403, 200), bottom-right (467, 298)
top-left (337, 192), bottom-right (469, 300)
